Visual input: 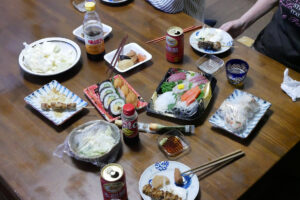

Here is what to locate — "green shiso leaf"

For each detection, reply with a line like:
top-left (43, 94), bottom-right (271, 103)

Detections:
top-left (161, 81), bottom-right (176, 93)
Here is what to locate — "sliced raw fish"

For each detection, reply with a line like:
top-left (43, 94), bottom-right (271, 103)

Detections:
top-left (167, 72), bottom-right (186, 82)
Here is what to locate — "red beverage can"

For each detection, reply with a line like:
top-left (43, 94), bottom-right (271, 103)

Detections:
top-left (100, 163), bottom-right (128, 200)
top-left (166, 26), bottom-right (184, 63)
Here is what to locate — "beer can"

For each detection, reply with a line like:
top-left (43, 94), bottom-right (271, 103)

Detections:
top-left (100, 163), bottom-right (128, 200)
top-left (166, 26), bottom-right (184, 63)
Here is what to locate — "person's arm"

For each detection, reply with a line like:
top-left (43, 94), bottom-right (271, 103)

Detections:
top-left (220, 0), bottom-right (278, 38)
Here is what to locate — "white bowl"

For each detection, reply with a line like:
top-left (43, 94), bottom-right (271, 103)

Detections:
top-left (104, 42), bottom-right (152, 73)
top-left (19, 37), bottom-right (81, 76)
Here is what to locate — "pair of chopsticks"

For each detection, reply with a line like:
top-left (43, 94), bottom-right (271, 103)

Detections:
top-left (145, 25), bottom-right (203, 44)
top-left (182, 149), bottom-right (245, 176)
top-left (106, 35), bottom-right (128, 78)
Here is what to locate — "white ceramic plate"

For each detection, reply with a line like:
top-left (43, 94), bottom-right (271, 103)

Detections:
top-left (72, 23), bottom-right (112, 42)
top-left (209, 89), bottom-right (271, 138)
top-left (19, 37), bottom-right (81, 76)
top-left (139, 161), bottom-right (199, 200)
top-left (101, 0), bottom-right (128, 4)
top-left (24, 80), bottom-right (88, 126)
top-left (189, 28), bottom-right (233, 54)
top-left (104, 42), bottom-right (152, 73)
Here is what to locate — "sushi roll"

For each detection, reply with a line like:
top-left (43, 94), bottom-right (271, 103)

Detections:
top-left (109, 98), bottom-right (125, 117)
top-left (103, 93), bottom-right (119, 110)
top-left (100, 87), bottom-right (116, 102)
top-left (98, 81), bottom-right (114, 93)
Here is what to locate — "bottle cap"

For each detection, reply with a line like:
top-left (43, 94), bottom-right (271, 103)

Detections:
top-left (123, 104), bottom-right (135, 116)
top-left (85, 1), bottom-right (96, 11)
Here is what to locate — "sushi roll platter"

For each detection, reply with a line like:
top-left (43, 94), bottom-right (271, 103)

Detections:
top-left (147, 68), bottom-right (217, 121)
top-left (84, 74), bottom-right (148, 122)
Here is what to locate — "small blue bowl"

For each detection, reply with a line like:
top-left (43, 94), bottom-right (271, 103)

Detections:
top-left (225, 59), bottom-right (249, 86)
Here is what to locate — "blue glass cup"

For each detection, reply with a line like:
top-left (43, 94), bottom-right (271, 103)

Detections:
top-left (225, 59), bottom-right (249, 87)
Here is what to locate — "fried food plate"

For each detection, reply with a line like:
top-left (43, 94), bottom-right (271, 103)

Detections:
top-left (139, 161), bottom-right (199, 200)
top-left (189, 27), bottom-right (233, 54)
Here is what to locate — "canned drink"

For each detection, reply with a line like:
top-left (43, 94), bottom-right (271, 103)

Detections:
top-left (100, 163), bottom-right (128, 200)
top-left (166, 26), bottom-right (184, 63)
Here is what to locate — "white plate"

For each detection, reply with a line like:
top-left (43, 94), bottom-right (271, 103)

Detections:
top-left (189, 28), bottom-right (233, 54)
top-left (209, 89), bottom-right (271, 138)
top-left (101, 0), bottom-right (128, 4)
top-left (24, 80), bottom-right (88, 126)
top-left (19, 37), bottom-right (81, 76)
top-left (104, 42), bottom-right (152, 73)
top-left (139, 161), bottom-right (199, 200)
top-left (72, 23), bottom-right (112, 42)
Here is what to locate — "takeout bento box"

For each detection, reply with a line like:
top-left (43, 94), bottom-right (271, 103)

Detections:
top-left (147, 68), bottom-right (217, 121)
top-left (84, 74), bottom-right (148, 122)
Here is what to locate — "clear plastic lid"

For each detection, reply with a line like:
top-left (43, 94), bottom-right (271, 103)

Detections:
top-left (196, 54), bottom-right (224, 74)
top-left (157, 129), bottom-right (190, 160)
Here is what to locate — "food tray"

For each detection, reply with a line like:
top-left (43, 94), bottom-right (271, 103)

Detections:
top-left (24, 80), bottom-right (88, 125)
top-left (157, 129), bottom-right (190, 160)
top-left (104, 42), bottom-right (152, 73)
top-left (209, 89), bottom-right (271, 138)
top-left (84, 74), bottom-right (148, 122)
top-left (147, 68), bottom-right (217, 121)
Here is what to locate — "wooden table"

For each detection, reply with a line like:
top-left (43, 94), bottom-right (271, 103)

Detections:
top-left (1, 0), bottom-right (299, 200)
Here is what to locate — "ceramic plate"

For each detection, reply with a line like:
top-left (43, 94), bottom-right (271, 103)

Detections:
top-left (24, 80), bottom-right (88, 125)
top-left (101, 0), bottom-right (128, 4)
top-left (139, 161), bottom-right (199, 200)
top-left (104, 43), bottom-right (152, 73)
top-left (209, 89), bottom-right (271, 138)
top-left (72, 23), bottom-right (112, 42)
top-left (189, 28), bottom-right (233, 54)
top-left (19, 37), bottom-right (81, 76)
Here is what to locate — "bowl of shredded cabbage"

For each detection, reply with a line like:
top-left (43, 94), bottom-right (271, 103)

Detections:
top-left (68, 120), bottom-right (121, 164)
top-left (19, 37), bottom-right (81, 76)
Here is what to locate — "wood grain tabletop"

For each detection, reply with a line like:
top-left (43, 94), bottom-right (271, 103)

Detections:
top-left (0, 0), bottom-right (299, 200)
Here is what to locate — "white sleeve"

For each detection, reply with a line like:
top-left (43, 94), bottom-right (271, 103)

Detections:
top-left (146, 0), bottom-right (184, 13)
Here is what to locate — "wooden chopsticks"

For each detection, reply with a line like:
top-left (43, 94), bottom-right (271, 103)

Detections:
top-left (182, 149), bottom-right (245, 175)
top-left (145, 25), bottom-right (203, 44)
top-left (106, 35), bottom-right (128, 77)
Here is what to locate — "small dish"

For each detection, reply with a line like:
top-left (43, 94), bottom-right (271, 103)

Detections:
top-left (101, 0), bottom-right (129, 4)
top-left (104, 43), bottom-right (152, 73)
top-left (24, 80), bottom-right (88, 125)
top-left (226, 59), bottom-right (249, 87)
top-left (196, 54), bottom-right (224, 74)
top-left (209, 89), bottom-right (271, 138)
top-left (73, 23), bottom-right (112, 42)
top-left (19, 37), bottom-right (81, 76)
top-left (157, 129), bottom-right (190, 160)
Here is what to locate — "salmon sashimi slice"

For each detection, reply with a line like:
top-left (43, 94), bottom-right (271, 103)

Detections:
top-left (181, 86), bottom-right (201, 102)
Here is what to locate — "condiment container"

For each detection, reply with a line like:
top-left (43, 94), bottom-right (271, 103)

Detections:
top-left (157, 129), bottom-right (190, 160)
top-left (196, 54), bottom-right (224, 74)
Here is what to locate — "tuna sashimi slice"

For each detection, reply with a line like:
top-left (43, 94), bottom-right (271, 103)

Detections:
top-left (167, 72), bottom-right (186, 82)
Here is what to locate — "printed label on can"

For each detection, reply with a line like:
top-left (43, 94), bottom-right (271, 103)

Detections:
top-left (85, 33), bottom-right (105, 55)
top-left (122, 118), bottom-right (138, 138)
top-left (166, 27), bottom-right (184, 63)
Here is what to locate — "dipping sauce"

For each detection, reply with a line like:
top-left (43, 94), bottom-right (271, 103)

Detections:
top-left (159, 136), bottom-right (184, 156)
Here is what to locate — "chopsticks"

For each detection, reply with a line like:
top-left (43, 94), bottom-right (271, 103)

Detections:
top-left (145, 25), bottom-right (203, 44)
top-left (182, 149), bottom-right (245, 175)
top-left (106, 35), bottom-right (128, 77)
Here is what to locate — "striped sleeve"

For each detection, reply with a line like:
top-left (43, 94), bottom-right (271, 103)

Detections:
top-left (146, 0), bottom-right (184, 14)
top-left (183, 0), bottom-right (205, 21)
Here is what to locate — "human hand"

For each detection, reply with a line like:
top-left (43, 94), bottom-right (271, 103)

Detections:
top-left (219, 19), bottom-right (245, 38)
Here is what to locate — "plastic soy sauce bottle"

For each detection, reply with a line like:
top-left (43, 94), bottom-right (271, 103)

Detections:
top-left (83, 0), bottom-right (105, 61)
top-left (121, 104), bottom-right (139, 145)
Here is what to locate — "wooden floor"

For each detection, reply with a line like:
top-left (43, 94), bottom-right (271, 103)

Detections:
top-left (205, 0), bottom-right (276, 39)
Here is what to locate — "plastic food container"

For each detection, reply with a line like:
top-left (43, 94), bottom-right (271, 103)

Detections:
top-left (157, 129), bottom-right (190, 160)
top-left (196, 54), bottom-right (224, 74)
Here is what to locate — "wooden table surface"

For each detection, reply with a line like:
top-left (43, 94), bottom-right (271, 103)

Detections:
top-left (1, 0), bottom-right (300, 200)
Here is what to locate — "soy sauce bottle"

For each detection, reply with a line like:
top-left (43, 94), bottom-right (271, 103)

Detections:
top-left (83, 0), bottom-right (105, 60)
top-left (121, 104), bottom-right (139, 145)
